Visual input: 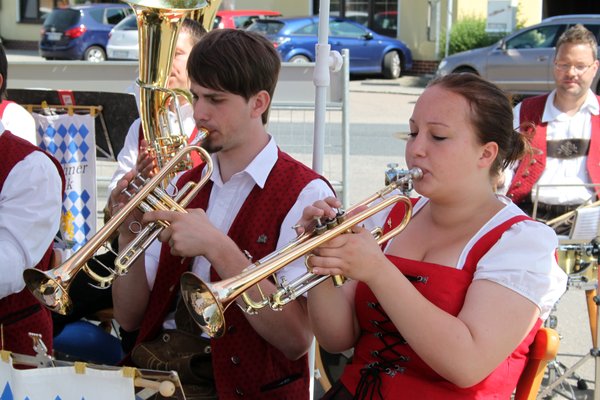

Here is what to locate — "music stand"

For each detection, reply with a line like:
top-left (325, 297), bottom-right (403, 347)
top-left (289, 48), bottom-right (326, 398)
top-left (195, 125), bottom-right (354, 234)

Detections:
top-left (6, 88), bottom-right (139, 160)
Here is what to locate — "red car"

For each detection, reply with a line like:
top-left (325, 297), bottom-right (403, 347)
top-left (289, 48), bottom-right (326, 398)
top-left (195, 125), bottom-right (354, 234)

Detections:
top-left (213, 10), bottom-right (282, 30)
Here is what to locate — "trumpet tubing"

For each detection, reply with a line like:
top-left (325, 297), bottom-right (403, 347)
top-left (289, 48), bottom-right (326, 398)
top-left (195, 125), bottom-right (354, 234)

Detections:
top-left (180, 168), bottom-right (423, 337)
top-left (24, 145), bottom-right (213, 315)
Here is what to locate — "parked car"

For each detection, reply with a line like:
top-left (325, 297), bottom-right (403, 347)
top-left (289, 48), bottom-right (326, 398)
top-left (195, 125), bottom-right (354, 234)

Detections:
top-left (106, 14), bottom-right (138, 60)
top-left (246, 16), bottom-right (412, 79)
top-left (435, 14), bottom-right (600, 95)
top-left (213, 9), bottom-right (282, 30)
top-left (39, 4), bottom-right (133, 62)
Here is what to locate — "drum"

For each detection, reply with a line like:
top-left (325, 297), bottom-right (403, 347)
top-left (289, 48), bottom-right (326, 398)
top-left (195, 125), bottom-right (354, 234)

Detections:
top-left (557, 243), bottom-right (598, 286)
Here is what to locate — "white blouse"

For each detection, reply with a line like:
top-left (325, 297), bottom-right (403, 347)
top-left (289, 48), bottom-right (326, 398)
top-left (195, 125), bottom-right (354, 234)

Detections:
top-left (368, 194), bottom-right (568, 320)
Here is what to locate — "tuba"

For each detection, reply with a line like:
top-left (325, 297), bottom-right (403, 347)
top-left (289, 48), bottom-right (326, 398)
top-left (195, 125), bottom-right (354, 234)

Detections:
top-left (128, 0), bottom-right (219, 181)
top-left (23, 0), bottom-right (220, 315)
top-left (180, 168), bottom-right (423, 338)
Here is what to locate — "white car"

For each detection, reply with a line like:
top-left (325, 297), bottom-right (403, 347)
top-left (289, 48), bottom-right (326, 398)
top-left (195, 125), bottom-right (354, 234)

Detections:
top-left (106, 14), bottom-right (138, 60)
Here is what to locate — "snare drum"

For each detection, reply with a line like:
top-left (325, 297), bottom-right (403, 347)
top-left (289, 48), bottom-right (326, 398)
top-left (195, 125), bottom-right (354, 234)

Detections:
top-left (557, 244), bottom-right (598, 283)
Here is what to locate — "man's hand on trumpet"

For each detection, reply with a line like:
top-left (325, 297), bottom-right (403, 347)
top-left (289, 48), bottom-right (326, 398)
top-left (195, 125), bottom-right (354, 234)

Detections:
top-left (144, 209), bottom-right (228, 259)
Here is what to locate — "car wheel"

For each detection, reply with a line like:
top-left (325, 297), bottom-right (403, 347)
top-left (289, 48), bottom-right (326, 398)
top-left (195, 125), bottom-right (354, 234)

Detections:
top-left (84, 46), bottom-right (106, 62)
top-left (453, 67), bottom-right (478, 75)
top-left (383, 51), bottom-right (401, 79)
top-left (289, 55), bottom-right (310, 63)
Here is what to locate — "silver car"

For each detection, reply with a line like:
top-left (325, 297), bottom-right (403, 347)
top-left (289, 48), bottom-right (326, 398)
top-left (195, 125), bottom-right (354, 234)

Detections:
top-left (106, 14), bottom-right (138, 60)
top-left (436, 14), bottom-right (600, 96)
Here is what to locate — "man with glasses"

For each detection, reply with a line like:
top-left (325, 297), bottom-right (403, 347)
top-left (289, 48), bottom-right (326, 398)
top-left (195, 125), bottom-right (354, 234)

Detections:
top-left (504, 24), bottom-right (600, 234)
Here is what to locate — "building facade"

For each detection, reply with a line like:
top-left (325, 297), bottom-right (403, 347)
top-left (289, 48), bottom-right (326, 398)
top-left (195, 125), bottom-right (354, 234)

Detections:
top-left (3, 0), bottom-right (593, 75)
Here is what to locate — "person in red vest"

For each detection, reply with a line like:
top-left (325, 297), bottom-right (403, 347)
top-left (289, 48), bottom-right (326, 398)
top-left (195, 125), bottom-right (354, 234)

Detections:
top-left (503, 24), bottom-right (600, 234)
top-left (111, 29), bottom-right (335, 400)
top-left (0, 44), bottom-right (36, 144)
top-left (0, 121), bottom-right (63, 357)
top-left (297, 73), bottom-right (567, 399)
top-left (107, 18), bottom-right (208, 195)
top-left (51, 19), bottom-right (209, 343)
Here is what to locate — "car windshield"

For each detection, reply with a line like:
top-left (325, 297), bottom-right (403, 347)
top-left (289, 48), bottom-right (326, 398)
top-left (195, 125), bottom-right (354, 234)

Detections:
top-left (246, 20), bottom-right (284, 35)
top-left (43, 9), bottom-right (80, 29)
top-left (114, 14), bottom-right (137, 31)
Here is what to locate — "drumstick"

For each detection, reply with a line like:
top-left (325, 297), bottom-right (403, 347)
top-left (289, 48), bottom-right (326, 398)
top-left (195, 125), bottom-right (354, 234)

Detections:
top-left (134, 377), bottom-right (176, 397)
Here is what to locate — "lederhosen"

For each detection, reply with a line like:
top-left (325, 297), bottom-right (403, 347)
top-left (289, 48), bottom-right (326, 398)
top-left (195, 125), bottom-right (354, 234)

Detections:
top-left (132, 150), bottom-right (331, 400)
top-left (332, 199), bottom-right (541, 399)
top-left (0, 131), bottom-right (64, 356)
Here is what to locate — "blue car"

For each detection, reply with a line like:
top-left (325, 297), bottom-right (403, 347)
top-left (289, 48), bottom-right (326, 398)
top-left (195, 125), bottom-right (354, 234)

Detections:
top-left (39, 4), bottom-right (132, 62)
top-left (246, 16), bottom-right (412, 79)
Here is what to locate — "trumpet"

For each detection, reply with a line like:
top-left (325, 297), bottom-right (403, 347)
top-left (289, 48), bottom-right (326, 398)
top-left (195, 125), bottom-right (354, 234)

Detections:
top-left (180, 168), bottom-right (423, 337)
top-left (23, 143), bottom-right (213, 315)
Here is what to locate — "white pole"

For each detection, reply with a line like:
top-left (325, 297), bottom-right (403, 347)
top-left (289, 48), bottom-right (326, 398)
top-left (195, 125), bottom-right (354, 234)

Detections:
top-left (312, 0), bottom-right (331, 174)
top-left (445, 0), bottom-right (453, 58)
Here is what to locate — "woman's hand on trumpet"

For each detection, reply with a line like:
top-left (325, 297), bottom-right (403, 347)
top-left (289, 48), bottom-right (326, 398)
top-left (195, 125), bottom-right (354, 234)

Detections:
top-left (297, 196), bottom-right (387, 284)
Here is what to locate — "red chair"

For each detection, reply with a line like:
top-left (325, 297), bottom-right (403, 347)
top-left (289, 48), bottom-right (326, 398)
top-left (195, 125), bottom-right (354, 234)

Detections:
top-left (513, 327), bottom-right (560, 400)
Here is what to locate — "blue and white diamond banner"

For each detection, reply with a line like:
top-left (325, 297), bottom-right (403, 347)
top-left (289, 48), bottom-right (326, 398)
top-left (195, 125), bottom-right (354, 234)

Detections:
top-left (33, 113), bottom-right (97, 252)
top-left (0, 356), bottom-right (135, 400)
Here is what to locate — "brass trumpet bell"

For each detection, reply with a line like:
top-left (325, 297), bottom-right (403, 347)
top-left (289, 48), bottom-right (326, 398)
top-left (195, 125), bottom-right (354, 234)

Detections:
top-left (180, 168), bottom-right (423, 337)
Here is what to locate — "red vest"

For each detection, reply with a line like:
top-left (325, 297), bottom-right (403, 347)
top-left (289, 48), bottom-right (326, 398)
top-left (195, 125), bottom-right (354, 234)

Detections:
top-left (0, 131), bottom-right (64, 356)
top-left (0, 100), bottom-right (15, 118)
top-left (507, 93), bottom-right (600, 203)
top-left (135, 150), bottom-right (330, 400)
top-left (339, 200), bottom-right (540, 399)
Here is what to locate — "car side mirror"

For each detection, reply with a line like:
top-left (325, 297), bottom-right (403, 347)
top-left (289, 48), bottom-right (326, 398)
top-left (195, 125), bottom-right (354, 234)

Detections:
top-left (363, 32), bottom-right (373, 40)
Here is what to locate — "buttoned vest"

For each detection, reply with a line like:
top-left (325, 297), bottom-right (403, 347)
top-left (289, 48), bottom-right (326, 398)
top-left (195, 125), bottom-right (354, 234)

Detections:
top-left (0, 131), bottom-right (64, 356)
top-left (136, 149), bottom-right (331, 400)
top-left (507, 93), bottom-right (600, 203)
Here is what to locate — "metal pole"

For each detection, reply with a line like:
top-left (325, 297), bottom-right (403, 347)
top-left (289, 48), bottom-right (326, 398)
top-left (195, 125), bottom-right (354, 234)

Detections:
top-left (312, 0), bottom-right (331, 174)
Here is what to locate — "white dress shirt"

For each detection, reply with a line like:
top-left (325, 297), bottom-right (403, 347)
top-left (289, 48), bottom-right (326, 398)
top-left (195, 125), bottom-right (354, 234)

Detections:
top-left (142, 136), bottom-right (335, 329)
top-left (0, 124), bottom-right (63, 299)
top-left (505, 89), bottom-right (599, 204)
top-left (108, 103), bottom-right (196, 191)
top-left (1, 101), bottom-right (37, 145)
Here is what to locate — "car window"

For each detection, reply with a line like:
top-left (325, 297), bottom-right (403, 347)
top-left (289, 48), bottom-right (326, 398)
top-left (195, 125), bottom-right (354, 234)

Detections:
top-left (330, 21), bottom-right (367, 38)
top-left (292, 22), bottom-right (319, 35)
top-left (505, 25), bottom-right (563, 49)
top-left (43, 9), bottom-right (80, 29)
top-left (247, 20), bottom-right (285, 35)
top-left (114, 15), bottom-right (137, 31)
top-left (580, 24), bottom-right (600, 42)
top-left (106, 8), bottom-right (129, 25)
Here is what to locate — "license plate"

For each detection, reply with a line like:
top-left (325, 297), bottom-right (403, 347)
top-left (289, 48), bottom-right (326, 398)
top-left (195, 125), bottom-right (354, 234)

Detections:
top-left (113, 50), bottom-right (129, 59)
top-left (47, 32), bottom-right (62, 41)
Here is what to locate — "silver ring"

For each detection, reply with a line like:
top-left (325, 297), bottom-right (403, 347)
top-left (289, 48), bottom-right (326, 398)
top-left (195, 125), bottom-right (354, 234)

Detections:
top-left (129, 221), bottom-right (142, 234)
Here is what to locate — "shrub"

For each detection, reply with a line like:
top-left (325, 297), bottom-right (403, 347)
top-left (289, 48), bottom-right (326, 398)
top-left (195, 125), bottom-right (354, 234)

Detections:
top-left (440, 16), bottom-right (506, 57)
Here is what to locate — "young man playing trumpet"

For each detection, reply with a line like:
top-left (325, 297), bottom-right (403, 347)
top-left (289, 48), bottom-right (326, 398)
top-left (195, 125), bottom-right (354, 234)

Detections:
top-left (112, 29), bottom-right (335, 400)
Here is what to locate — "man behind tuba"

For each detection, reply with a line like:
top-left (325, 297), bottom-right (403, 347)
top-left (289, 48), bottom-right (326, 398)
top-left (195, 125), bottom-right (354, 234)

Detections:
top-left (50, 18), bottom-right (208, 338)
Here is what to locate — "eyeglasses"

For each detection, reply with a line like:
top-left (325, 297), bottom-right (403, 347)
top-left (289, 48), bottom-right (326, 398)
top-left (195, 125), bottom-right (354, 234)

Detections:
top-left (554, 62), bottom-right (596, 74)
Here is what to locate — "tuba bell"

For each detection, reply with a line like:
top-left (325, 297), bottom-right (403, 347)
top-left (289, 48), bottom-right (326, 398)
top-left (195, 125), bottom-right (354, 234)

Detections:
top-left (23, 0), bottom-right (220, 315)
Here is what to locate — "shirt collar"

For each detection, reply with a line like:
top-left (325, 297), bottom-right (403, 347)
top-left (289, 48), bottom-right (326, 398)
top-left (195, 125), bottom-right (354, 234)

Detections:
top-left (209, 135), bottom-right (278, 189)
top-left (543, 89), bottom-right (600, 122)
top-left (0, 120), bottom-right (4, 136)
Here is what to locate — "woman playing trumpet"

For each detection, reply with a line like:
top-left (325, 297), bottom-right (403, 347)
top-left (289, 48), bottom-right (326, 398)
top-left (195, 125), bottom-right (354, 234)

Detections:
top-left (298, 73), bottom-right (568, 399)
